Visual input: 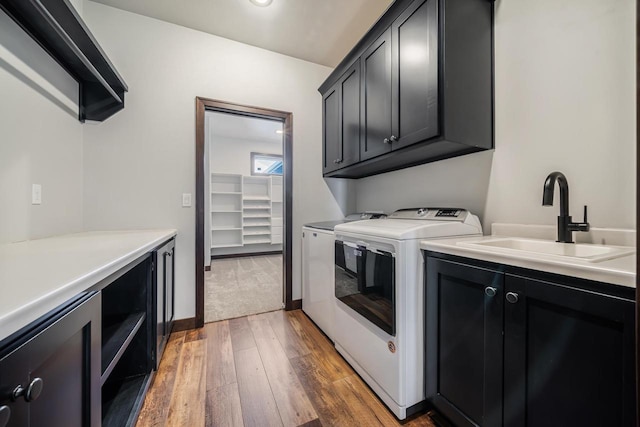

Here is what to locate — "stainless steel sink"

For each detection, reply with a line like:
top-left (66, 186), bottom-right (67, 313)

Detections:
top-left (458, 238), bottom-right (635, 262)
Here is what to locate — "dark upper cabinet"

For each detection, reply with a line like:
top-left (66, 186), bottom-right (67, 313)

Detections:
top-left (319, 0), bottom-right (493, 178)
top-left (504, 274), bottom-right (635, 427)
top-left (0, 293), bottom-right (101, 427)
top-left (425, 257), bottom-right (503, 427)
top-left (360, 29), bottom-right (392, 161)
top-left (323, 61), bottom-right (361, 174)
top-left (390, 0), bottom-right (439, 150)
top-left (424, 253), bottom-right (636, 427)
top-left (322, 86), bottom-right (340, 174)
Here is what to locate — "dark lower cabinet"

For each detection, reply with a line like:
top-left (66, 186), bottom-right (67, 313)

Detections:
top-left (425, 257), bottom-right (503, 427)
top-left (0, 292), bottom-right (101, 427)
top-left (503, 274), bottom-right (635, 427)
top-left (425, 254), bottom-right (636, 427)
top-left (155, 238), bottom-right (175, 368)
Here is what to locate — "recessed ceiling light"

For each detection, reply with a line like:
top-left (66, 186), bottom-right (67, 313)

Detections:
top-left (250, 0), bottom-right (273, 6)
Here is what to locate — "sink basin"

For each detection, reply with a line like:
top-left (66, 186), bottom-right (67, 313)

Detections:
top-left (458, 238), bottom-right (635, 262)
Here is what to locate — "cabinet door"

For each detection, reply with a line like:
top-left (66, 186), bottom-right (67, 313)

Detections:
top-left (155, 239), bottom-right (175, 368)
top-left (504, 275), bottom-right (636, 427)
top-left (0, 292), bottom-right (101, 427)
top-left (154, 248), bottom-right (165, 366)
top-left (339, 60), bottom-right (360, 168)
top-left (391, 0), bottom-right (439, 150)
top-left (425, 257), bottom-right (503, 427)
top-left (360, 28), bottom-right (392, 161)
top-left (164, 246), bottom-right (175, 336)
top-left (322, 86), bottom-right (341, 174)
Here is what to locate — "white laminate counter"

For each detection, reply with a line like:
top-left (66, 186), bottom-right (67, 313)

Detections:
top-left (420, 235), bottom-right (636, 288)
top-left (0, 230), bottom-right (177, 342)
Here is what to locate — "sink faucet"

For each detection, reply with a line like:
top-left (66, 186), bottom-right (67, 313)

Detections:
top-left (542, 171), bottom-right (589, 243)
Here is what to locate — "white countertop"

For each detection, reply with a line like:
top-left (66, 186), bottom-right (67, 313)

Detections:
top-left (420, 235), bottom-right (636, 288)
top-left (0, 230), bottom-right (177, 342)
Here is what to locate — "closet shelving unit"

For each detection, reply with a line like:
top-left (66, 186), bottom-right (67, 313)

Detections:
top-left (210, 174), bottom-right (243, 248)
top-left (242, 176), bottom-right (272, 245)
top-left (210, 173), bottom-right (283, 250)
top-left (270, 176), bottom-right (283, 244)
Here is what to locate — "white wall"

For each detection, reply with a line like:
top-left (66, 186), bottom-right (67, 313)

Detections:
top-left (81, 1), bottom-right (351, 319)
top-left (0, 10), bottom-right (83, 244)
top-left (210, 137), bottom-right (283, 176)
top-left (357, 0), bottom-right (636, 232)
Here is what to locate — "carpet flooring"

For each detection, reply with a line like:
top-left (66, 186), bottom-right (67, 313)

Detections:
top-left (204, 254), bottom-right (283, 323)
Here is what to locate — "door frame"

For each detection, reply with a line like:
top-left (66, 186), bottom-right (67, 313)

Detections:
top-left (195, 97), bottom-right (294, 328)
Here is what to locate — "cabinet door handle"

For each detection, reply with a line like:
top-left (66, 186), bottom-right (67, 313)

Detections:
top-left (484, 286), bottom-right (497, 297)
top-left (383, 138), bottom-right (390, 144)
top-left (505, 292), bottom-right (519, 304)
top-left (0, 405), bottom-right (10, 427)
top-left (13, 377), bottom-right (44, 402)
top-left (390, 135), bottom-right (398, 142)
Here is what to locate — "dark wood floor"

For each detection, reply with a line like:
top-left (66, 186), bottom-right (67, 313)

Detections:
top-left (135, 309), bottom-right (437, 427)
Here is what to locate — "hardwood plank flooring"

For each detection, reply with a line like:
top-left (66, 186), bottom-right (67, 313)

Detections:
top-left (136, 310), bottom-right (436, 427)
top-left (166, 339), bottom-right (207, 426)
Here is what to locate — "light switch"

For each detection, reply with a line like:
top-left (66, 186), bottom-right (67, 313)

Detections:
top-left (182, 193), bottom-right (192, 207)
top-left (32, 184), bottom-right (42, 205)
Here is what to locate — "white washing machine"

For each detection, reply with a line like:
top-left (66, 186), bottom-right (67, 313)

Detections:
top-left (333, 208), bottom-right (482, 419)
top-left (302, 212), bottom-right (385, 341)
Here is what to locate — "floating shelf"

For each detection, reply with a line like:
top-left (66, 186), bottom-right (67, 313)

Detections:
top-left (101, 312), bottom-right (146, 385)
top-left (0, 0), bottom-right (128, 122)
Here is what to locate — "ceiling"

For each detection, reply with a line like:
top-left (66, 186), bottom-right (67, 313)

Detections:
top-left (88, 0), bottom-right (393, 67)
top-left (208, 111), bottom-right (283, 143)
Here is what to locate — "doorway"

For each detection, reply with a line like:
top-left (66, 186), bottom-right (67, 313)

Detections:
top-left (195, 98), bottom-right (293, 328)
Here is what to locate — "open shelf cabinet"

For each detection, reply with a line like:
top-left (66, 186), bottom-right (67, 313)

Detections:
top-left (99, 255), bottom-right (153, 427)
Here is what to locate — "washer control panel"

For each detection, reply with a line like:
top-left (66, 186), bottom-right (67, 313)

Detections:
top-left (389, 208), bottom-right (468, 221)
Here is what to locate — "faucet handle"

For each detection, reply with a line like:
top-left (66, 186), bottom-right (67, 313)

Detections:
top-left (569, 205), bottom-right (590, 233)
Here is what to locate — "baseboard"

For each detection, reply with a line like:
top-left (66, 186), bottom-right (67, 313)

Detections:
top-left (172, 317), bottom-right (197, 332)
top-left (286, 299), bottom-right (302, 310)
top-left (211, 250), bottom-right (282, 260)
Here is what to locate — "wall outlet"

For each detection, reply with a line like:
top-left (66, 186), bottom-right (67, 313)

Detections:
top-left (32, 184), bottom-right (42, 205)
top-left (182, 193), bottom-right (192, 207)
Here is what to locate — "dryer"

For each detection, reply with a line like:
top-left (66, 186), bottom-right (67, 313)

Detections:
top-left (333, 208), bottom-right (482, 419)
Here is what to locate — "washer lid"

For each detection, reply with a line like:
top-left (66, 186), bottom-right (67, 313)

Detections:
top-left (334, 212), bottom-right (483, 240)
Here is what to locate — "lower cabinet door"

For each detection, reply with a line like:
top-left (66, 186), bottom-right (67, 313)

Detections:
top-left (425, 257), bottom-right (503, 427)
top-left (0, 292), bottom-right (101, 427)
top-left (503, 275), bottom-right (636, 427)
